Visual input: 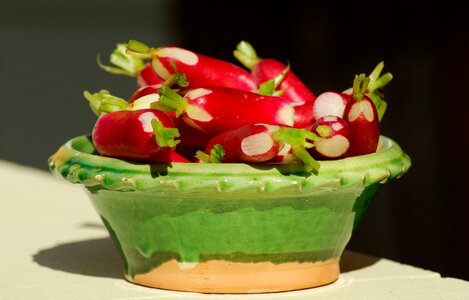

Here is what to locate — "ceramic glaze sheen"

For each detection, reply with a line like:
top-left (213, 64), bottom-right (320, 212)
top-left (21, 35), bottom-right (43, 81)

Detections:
top-left (49, 135), bottom-right (411, 293)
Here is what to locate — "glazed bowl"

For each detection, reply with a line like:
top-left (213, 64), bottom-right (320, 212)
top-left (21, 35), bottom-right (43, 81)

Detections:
top-left (48, 135), bottom-right (411, 294)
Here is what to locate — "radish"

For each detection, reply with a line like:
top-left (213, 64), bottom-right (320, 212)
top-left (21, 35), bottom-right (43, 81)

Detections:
top-left (92, 109), bottom-right (185, 162)
top-left (197, 124), bottom-right (320, 173)
top-left (234, 41), bottom-right (316, 102)
top-left (312, 91), bottom-right (350, 120)
top-left (342, 61), bottom-right (392, 121)
top-left (309, 116), bottom-right (351, 159)
top-left (199, 124), bottom-right (281, 163)
top-left (153, 85), bottom-right (295, 135)
top-left (343, 74), bottom-right (380, 157)
top-left (126, 40), bottom-right (256, 91)
top-left (234, 41), bottom-right (316, 128)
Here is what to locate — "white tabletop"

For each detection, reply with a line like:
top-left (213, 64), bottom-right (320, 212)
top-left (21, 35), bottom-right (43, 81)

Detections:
top-left (1, 159), bottom-right (468, 300)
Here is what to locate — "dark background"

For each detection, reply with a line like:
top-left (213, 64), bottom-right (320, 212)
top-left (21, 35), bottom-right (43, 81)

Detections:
top-left (1, 0), bottom-right (468, 280)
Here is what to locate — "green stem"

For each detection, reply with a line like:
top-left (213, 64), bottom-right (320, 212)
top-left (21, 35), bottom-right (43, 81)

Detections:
top-left (352, 74), bottom-right (370, 101)
top-left (125, 39), bottom-right (157, 59)
top-left (257, 64), bottom-right (290, 96)
top-left (98, 43), bottom-right (145, 77)
top-left (195, 144), bottom-right (225, 163)
top-left (316, 125), bottom-right (331, 138)
top-left (152, 86), bottom-right (188, 117)
top-left (233, 41), bottom-right (260, 70)
top-left (371, 72), bottom-right (393, 91)
top-left (292, 147), bottom-right (320, 175)
top-left (365, 62), bottom-right (393, 121)
top-left (83, 90), bottom-right (130, 116)
top-left (368, 61), bottom-right (384, 84)
top-left (151, 119), bottom-right (180, 148)
top-left (162, 63), bottom-right (189, 88)
top-left (274, 127), bottom-right (320, 174)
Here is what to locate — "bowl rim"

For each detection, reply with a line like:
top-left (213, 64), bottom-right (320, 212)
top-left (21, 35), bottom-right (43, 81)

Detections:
top-left (49, 135), bottom-right (411, 193)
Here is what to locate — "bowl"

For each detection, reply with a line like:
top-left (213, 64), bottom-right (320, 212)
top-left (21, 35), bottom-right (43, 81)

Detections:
top-left (48, 135), bottom-right (411, 294)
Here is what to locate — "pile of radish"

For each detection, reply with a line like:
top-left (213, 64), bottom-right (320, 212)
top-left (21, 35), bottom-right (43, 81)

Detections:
top-left (86, 40), bottom-right (392, 173)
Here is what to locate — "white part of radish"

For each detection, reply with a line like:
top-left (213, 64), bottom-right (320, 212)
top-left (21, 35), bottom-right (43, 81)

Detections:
top-left (182, 116), bottom-right (208, 133)
top-left (290, 100), bottom-right (306, 107)
top-left (131, 94), bottom-right (159, 110)
top-left (241, 132), bottom-right (274, 156)
top-left (342, 87), bottom-right (353, 95)
top-left (332, 121), bottom-right (344, 132)
top-left (276, 104), bottom-right (295, 126)
top-left (313, 92), bottom-right (346, 119)
top-left (186, 105), bottom-right (213, 122)
top-left (138, 111), bottom-right (157, 133)
top-left (185, 88), bottom-right (213, 100)
top-left (347, 101), bottom-right (375, 122)
top-left (322, 115), bottom-right (339, 122)
top-left (259, 123), bottom-right (280, 134)
top-left (152, 58), bottom-right (171, 79)
top-left (157, 47), bottom-right (199, 65)
top-left (316, 135), bottom-right (350, 158)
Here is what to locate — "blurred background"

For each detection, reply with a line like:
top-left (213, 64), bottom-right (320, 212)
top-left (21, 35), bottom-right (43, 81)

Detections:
top-left (1, 0), bottom-right (468, 280)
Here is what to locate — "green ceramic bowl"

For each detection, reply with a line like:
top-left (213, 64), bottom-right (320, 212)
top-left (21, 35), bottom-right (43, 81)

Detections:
top-left (49, 135), bottom-right (410, 294)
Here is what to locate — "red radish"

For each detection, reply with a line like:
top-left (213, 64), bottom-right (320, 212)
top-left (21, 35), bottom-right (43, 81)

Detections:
top-left (92, 109), bottom-right (184, 162)
top-left (309, 116), bottom-right (351, 159)
top-left (126, 40), bottom-right (256, 91)
top-left (343, 74), bottom-right (380, 157)
top-left (198, 124), bottom-right (320, 173)
top-left (234, 41), bottom-right (316, 128)
top-left (153, 85), bottom-right (295, 135)
top-left (312, 91), bottom-right (350, 120)
top-left (234, 41), bottom-right (316, 102)
top-left (342, 61), bottom-right (393, 121)
top-left (200, 124), bottom-right (281, 163)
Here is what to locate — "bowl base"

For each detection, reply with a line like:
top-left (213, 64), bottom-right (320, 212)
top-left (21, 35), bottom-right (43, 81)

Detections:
top-left (128, 258), bottom-right (340, 294)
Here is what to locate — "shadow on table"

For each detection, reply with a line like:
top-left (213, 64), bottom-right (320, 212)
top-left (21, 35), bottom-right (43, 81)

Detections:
top-left (32, 225), bottom-right (380, 280)
top-left (33, 236), bottom-right (123, 279)
top-left (340, 250), bottom-right (380, 273)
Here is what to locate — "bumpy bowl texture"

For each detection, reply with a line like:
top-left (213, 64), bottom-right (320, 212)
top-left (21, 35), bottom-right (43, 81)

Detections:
top-left (49, 135), bottom-right (411, 293)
